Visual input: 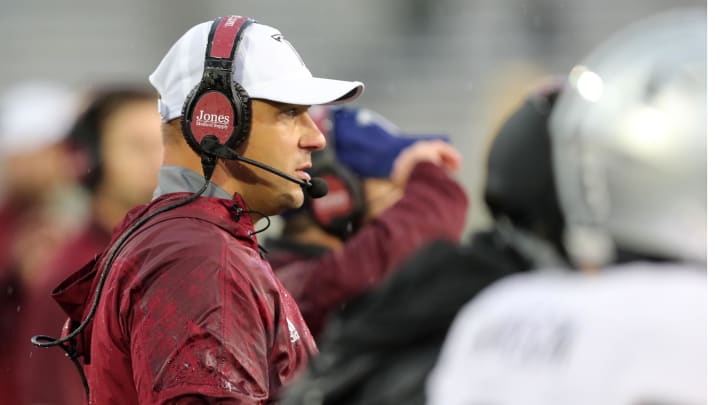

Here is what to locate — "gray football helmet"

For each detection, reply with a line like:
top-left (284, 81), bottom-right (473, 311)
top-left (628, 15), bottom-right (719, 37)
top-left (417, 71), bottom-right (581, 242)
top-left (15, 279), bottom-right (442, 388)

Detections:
top-left (549, 9), bottom-right (706, 267)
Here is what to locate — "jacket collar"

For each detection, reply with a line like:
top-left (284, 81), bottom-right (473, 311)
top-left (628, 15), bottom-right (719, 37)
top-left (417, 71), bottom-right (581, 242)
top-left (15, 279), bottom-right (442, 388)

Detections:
top-left (123, 190), bottom-right (260, 248)
top-left (147, 165), bottom-right (273, 247)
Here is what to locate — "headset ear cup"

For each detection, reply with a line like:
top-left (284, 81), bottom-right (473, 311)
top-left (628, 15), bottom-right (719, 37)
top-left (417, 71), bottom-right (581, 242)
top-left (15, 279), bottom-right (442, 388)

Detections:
top-left (67, 103), bottom-right (103, 190)
top-left (180, 82), bottom-right (251, 155)
top-left (82, 137), bottom-right (103, 191)
top-left (309, 162), bottom-right (366, 239)
top-left (180, 16), bottom-right (255, 157)
top-left (180, 83), bottom-right (203, 154)
top-left (226, 81), bottom-right (252, 150)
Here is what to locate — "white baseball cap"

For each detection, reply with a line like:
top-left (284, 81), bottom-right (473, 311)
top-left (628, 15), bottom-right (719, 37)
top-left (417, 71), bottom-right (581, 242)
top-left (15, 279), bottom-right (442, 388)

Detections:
top-left (0, 80), bottom-right (78, 156)
top-left (149, 18), bottom-right (364, 122)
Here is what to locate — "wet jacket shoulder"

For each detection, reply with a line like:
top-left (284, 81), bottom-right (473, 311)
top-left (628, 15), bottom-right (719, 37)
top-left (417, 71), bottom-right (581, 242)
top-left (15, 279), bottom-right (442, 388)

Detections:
top-left (54, 193), bottom-right (314, 405)
top-left (274, 162), bottom-right (468, 336)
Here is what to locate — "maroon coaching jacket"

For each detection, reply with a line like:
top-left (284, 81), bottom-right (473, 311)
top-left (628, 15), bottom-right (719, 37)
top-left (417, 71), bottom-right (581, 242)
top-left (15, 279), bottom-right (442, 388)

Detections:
top-left (53, 167), bottom-right (315, 404)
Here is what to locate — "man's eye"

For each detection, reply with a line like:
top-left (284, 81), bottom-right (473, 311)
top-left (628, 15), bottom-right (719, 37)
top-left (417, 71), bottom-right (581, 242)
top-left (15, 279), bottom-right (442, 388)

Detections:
top-left (284, 108), bottom-right (299, 117)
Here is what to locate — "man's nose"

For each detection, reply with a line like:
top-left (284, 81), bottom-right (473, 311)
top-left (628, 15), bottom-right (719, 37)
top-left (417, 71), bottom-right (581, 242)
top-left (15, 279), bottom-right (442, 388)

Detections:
top-left (299, 111), bottom-right (326, 151)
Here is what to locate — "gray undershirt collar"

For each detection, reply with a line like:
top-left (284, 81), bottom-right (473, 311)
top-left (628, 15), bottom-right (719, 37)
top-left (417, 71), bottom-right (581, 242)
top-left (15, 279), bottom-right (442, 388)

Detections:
top-left (152, 165), bottom-right (233, 200)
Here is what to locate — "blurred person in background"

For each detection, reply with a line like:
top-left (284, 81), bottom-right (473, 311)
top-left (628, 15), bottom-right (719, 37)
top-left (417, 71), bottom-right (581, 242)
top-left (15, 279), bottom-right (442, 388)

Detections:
top-left (427, 8), bottom-right (706, 405)
top-left (0, 81), bottom-right (80, 404)
top-left (266, 105), bottom-right (467, 337)
top-left (282, 79), bottom-right (573, 404)
top-left (0, 81), bottom-right (81, 284)
top-left (19, 85), bottom-right (162, 405)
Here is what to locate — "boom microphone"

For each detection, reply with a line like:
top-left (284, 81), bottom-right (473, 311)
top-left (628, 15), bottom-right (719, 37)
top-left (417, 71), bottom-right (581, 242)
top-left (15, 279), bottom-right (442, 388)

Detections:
top-left (201, 137), bottom-right (329, 198)
top-left (238, 155), bottom-right (328, 199)
top-left (306, 177), bottom-right (328, 198)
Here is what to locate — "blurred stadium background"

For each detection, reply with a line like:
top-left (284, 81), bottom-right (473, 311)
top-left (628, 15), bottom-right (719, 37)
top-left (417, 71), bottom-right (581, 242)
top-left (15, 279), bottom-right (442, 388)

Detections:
top-left (0, 0), bottom-right (705, 234)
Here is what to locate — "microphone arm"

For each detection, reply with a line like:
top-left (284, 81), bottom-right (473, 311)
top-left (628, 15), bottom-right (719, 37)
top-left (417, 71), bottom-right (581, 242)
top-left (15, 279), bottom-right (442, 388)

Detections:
top-left (200, 136), bottom-right (328, 198)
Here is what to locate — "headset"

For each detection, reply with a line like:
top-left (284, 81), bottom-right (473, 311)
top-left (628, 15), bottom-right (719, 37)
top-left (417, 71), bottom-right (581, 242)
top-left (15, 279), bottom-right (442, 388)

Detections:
top-left (179, 15), bottom-right (327, 196)
top-left (69, 87), bottom-right (156, 191)
top-left (31, 15), bottom-right (327, 401)
top-left (306, 107), bottom-right (365, 240)
top-left (182, 16), bottom-right (254, 172)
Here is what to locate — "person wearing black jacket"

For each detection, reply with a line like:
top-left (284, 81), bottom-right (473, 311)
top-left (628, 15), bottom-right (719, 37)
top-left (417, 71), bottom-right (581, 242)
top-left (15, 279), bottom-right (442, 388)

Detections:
top-left (281, 79), bottom-right (569, 405)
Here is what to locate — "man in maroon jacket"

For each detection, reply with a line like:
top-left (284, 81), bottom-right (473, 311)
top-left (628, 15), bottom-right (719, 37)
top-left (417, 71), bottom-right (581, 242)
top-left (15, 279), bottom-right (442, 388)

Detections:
top-left (266, 106), bottom-right (467, 337)
top-left (46, 16), bottom-right (364, 404)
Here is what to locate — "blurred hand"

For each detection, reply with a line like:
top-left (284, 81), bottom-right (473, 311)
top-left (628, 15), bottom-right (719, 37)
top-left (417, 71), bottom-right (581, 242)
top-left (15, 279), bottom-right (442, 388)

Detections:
top-left (362, 178), bottom-right (403, 222)
top-left (390, 140), bottom-right (461, 187)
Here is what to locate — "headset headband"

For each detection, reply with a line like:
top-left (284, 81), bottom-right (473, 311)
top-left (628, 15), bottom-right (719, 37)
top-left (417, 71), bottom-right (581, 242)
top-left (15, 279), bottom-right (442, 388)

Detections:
top-left (205, 16), bottom-right (252, 65)
top-left (181, 16), bottom-right (255, 156)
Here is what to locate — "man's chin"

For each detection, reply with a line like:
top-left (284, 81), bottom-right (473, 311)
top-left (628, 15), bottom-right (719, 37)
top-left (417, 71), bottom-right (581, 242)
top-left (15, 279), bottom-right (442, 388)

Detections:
top-left (274, 189), bottom-right (305, 214)
top-left (288, 192), bottom-right (305, 210)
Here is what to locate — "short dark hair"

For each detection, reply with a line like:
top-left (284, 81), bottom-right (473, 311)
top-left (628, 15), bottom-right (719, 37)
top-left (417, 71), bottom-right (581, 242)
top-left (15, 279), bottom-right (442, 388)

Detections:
top-left (161, 118), bottom-right (184, 146)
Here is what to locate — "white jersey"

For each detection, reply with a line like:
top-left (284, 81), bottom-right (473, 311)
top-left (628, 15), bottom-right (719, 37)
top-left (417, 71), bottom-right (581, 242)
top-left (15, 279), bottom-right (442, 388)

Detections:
top-left (426, 262), bottom-right (706, 405)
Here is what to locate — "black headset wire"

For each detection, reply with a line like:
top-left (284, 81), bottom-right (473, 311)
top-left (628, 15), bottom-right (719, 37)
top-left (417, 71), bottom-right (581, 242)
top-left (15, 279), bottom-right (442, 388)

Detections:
top-left (31, 153), bottom-right (216, 401)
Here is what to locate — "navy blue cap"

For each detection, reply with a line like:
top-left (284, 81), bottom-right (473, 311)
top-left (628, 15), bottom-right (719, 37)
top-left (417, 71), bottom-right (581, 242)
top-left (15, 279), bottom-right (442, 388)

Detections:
top-left (330, 107), bottom-right (449, 178)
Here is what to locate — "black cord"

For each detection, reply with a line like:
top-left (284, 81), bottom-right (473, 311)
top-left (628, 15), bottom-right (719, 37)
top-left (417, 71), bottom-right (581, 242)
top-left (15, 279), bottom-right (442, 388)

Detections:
top-left (229, 204), bottom-right (272, 238)
top-left (31, 334), bottom-right (90, 397)
top-left (30, 176), bottom-right (212, 401)
top-left (247, 210), bottom-right (271, 237)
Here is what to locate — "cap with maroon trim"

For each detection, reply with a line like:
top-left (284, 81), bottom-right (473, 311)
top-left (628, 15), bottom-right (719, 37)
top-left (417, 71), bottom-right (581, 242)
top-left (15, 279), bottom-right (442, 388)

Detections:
top-left (149, 17), bottom-right (364, 122)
